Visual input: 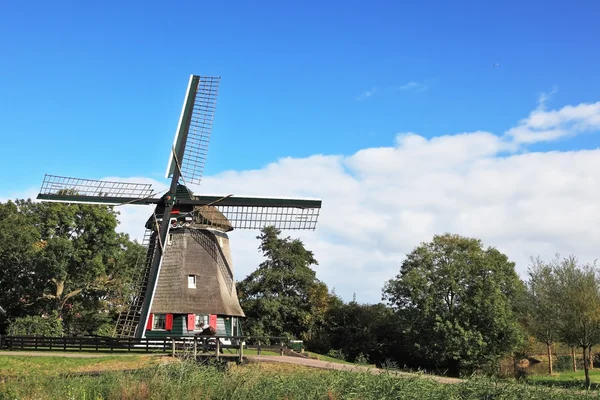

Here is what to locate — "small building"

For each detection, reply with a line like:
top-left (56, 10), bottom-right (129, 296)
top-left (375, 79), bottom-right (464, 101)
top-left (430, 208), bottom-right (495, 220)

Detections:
top-left (144, 219), bottom-right (244, 339)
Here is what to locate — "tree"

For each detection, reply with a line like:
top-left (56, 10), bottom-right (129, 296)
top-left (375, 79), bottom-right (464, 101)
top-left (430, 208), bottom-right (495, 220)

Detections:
top-left (237, 226), bottom-right (331, 341)
top-left (0, 199), bottom-right (143, 335)
top-left (552, 256), bottom-right (600, 389)
top-left (382, 233), bottom-right (523, 376)
top-left (0, 201), bottom-right (42, 331)
top-left (525, 257), bottom-right (561, 375)
top-left (324, 300), bottom-right (401, 365)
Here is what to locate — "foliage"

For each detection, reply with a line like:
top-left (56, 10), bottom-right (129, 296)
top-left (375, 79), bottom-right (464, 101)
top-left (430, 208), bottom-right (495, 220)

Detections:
top-left (0, 198), bottom-right (143, 335)
top-left (326, 349), bottom-right (346, 361)
top-left (525, 257), bottom-right (561, 374)
top-left (0, 359), bottom-right (595, 400)
top-left (323, 300), bottom-right (404, 365)
top-left (555, 355), bottom-right (583, 373)
top-left (238, 226), bottom-right (332, 341)
top-left (383, 233), bottom-right (524, 376)
top-left (7, 313), bottom-right (63, 336)
top-left (551, 256), bottom-right (600, 389)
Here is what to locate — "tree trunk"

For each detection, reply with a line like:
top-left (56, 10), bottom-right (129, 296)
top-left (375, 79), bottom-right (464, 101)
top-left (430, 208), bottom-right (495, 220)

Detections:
top-left (583, 346), bottom-right (591, 390)
top-left (572, 346), bottom-right (577, 372)
top-left (589, 345), bottom-right (594, 370)
top-left (547, 343), bottom-right (553, 375)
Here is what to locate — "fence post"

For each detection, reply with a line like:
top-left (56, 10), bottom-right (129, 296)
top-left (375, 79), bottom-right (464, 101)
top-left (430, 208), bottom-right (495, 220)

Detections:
top-left (239, 339), bottom-right (244, 363)
top-left (215, 338), bottom-right (220, 361)
top-left (171, 337), bottom-right (176, 357)
top-left (257, 340), bottom-right (261, 355)
top-left (193, 337), bottom-right (197, 358)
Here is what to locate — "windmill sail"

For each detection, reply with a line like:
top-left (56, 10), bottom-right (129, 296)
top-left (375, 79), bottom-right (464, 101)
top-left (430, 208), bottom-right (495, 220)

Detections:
top-left (37, 174), bottom-right (158, 205)
top-left (165, 75), bottom-right (220, 186)
top-left (179, 195), bottom-right (322, 230)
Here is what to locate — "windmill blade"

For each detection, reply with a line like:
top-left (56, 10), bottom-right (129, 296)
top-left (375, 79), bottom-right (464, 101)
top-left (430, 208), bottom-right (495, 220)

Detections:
top-left (165, 75), bottom-right (220, 186)
top-left (179, 195), bottom-right (322, 230)
top-left (37, 174), bottom-right (159, 205)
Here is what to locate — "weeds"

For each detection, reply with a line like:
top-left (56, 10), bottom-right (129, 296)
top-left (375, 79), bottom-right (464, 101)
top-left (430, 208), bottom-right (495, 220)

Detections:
top-left (0, 360), bottom-right (598, 399)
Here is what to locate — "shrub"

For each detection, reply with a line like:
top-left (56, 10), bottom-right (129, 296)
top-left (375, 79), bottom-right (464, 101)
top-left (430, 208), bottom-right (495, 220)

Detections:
top-left (327, 349), bottom-right (346, 361)
top-left (7, 313), bottom-right (63, 336)
top-left (555, 355), bottom-right (583, 372)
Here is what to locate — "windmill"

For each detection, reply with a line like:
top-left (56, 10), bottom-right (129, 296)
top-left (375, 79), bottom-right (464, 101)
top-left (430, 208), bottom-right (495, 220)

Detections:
top-left (36, 75), bottom-right (322, 339)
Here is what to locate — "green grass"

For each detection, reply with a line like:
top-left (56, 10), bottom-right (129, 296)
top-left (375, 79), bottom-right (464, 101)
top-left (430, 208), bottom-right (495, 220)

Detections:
top-left (0, 358), bottom-right (596, 399)
top-left (304, 351), bottom-right (352, 364)
top-left (528, 369), bottom-right (600, 390)
top-left (0, 355), bottom-right (165, 378)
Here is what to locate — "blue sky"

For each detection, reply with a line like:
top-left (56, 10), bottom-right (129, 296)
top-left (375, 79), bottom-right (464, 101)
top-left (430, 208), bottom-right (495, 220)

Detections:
top-left (1, 1), bottom-right (600, 302)
top-left (1, 0), bottom-right (599, 196)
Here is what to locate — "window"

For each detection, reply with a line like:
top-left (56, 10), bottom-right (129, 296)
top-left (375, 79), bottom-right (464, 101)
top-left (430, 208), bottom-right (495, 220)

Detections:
top-left (152, 314), bottom-right (166, 330)
top-left (195, 314), bottom-right (208, 330)
top-left (167, 234), bottom-right (173, 245)
top-left (188, 275), bottom-right (196, 289)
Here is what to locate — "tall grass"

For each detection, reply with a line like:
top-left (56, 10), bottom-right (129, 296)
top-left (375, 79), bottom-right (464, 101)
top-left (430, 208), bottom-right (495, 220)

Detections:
top-left (1, 361), bottom-right (598, 399)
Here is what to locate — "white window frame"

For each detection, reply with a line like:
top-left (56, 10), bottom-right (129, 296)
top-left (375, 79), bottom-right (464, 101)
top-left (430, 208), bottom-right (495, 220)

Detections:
top-left (153, 314), bottom-right (166, 330)
top-left (188, 274), bottom-right (196, 289)
top-left (194, 314), bottom-right (209, 331)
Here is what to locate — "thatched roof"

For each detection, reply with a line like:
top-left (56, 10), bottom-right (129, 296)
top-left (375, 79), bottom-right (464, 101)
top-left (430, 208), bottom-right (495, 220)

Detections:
top-left (192, 205), bottom-right (233, 232)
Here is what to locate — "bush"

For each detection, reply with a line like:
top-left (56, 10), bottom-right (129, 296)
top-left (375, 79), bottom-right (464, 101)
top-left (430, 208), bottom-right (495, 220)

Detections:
top-left (7, 313), bottom-right (63, 336)
top-left (327, 349), bottom-right (346, 361)
top-left (554, 355), bottom-right (583, 372)
top-left (355, 352), bottom-right (369, 365)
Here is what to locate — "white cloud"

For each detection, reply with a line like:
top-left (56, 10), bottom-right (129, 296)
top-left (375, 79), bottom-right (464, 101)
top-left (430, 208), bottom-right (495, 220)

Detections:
top-left (356, 81), bottom-right (428, 101)
top-left (506, 88), bottom-right (600, 144)
top-left (356, 87), bottom-right (379, 101)
top-left (5, 98), bottom-right (600, 304)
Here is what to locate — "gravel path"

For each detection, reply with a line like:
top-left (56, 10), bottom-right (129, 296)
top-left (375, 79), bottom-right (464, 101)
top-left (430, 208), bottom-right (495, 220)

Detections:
top-left (248, 355), bottom-right (463, 384)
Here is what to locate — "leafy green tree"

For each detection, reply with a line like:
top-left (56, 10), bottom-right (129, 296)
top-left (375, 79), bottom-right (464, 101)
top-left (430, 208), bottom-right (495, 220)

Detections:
top-left (0, 201), bottom-right (44, 332)
top-left (383, 233), bottom-right (523, 376)
top-left (0, 199), bottom-right (143, 335)
top-left (324, 300), bottom-right (401, 364)
top-left (238, 226), bottom-right (330, 341)
top-left (551, 256), bottom-right (600, 389)
top-left (525, 257), bottom-right (561, 374)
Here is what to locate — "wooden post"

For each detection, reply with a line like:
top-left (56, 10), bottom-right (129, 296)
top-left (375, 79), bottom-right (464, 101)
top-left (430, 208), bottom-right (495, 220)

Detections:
top-left (215, 338), bottom-right (220, 360)
top-left (239, 340), bottom-right (244, 363)
top-left (194, 337), bottom-right (197, 358)
top-left (171, 337), bottom-right (176, 357)
top-left (257, 340), bottom-right (261, 355)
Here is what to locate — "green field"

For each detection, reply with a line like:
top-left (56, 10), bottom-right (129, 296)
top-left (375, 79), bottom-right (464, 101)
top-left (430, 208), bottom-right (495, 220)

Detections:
top-left (0, 355), bottom-right (598, 399)
top-left (529, 370), bottom-right (600, 390)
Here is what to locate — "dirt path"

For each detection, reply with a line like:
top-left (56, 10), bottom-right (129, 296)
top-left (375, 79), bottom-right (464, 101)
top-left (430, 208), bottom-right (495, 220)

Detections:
top-left (248, 355), bottom-right (463, 384)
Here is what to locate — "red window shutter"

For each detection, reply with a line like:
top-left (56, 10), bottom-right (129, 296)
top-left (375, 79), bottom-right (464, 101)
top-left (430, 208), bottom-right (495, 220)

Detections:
top-left (209, 314), bottom-right (217, 329)
top-left (187, 314), bottom-right (195, 331)
top-left (165, 314), bottom-right (173, 331)
top-left (146, 314), bottom-right (154, 330)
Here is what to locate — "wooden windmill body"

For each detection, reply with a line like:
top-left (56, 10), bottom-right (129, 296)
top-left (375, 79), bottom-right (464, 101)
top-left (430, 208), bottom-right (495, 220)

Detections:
top-left (37, 75), bottom-right (322, 339)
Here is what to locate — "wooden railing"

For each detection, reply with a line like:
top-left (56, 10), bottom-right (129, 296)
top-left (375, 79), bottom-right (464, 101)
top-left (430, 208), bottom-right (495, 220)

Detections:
top-left (0, 335), bottom-right (291, 362)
